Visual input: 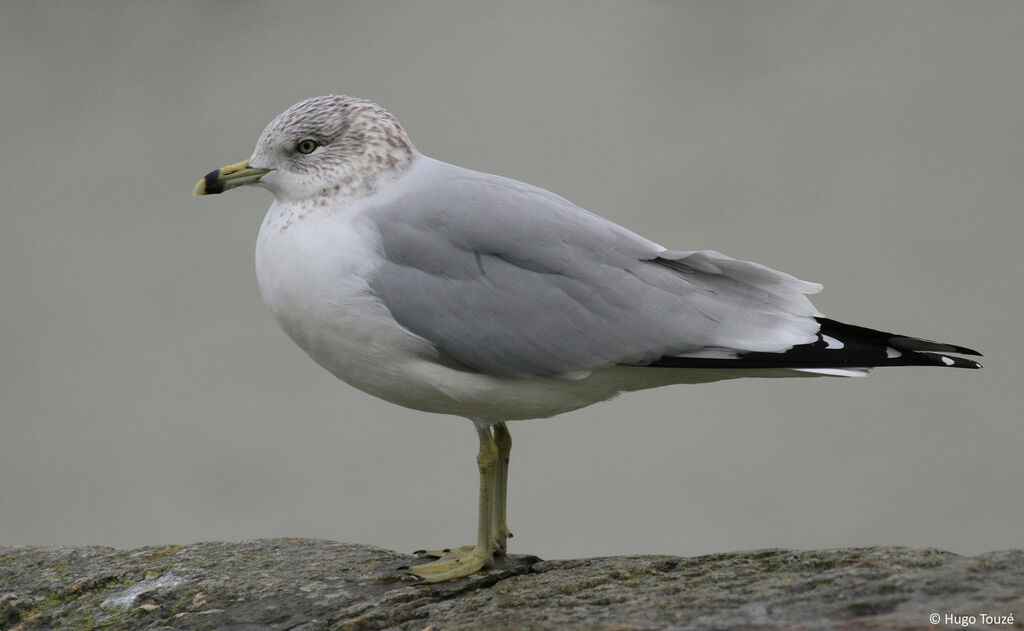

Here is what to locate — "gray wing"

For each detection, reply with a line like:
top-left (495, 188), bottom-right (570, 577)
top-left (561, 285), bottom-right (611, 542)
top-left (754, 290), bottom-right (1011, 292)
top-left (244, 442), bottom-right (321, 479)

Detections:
top-left (363, 158), bottom-right (823, 378)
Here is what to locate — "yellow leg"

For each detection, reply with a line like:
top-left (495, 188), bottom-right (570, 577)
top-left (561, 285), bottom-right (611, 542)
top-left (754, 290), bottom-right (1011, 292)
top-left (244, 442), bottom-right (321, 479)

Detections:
top-left (492, 422), bottom-right (513, 554)
top-left (410, 424), bottom-right (499, 582)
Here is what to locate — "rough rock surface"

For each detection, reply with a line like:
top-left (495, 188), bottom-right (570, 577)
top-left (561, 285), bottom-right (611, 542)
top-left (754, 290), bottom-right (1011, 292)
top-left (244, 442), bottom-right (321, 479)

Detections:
top-left (1, 539), bottom-right (1020, 630)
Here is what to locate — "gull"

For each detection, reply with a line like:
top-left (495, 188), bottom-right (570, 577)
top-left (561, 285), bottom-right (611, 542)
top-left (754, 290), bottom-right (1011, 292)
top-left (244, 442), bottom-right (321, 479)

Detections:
top-left (194, 95), bottom-right (981, 582)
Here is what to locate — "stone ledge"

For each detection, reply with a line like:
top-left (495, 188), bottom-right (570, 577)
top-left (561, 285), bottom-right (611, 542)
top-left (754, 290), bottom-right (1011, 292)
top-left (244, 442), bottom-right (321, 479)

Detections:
top-left (1, 539), bottom-right (1021, 630)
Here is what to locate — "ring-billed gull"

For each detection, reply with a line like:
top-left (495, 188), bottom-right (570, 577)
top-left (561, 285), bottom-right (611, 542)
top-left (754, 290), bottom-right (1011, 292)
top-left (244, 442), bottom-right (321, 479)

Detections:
top-left (194, 95), bottom-right (981, 582)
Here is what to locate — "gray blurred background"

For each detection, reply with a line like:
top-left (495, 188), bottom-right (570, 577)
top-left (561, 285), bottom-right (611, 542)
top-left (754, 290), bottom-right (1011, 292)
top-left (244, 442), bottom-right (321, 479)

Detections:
top-left (2, 2), bottom-right (1021, 561)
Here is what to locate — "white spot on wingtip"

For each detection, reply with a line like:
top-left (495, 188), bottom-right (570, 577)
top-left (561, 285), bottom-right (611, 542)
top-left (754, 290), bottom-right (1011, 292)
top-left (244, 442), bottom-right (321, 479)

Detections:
top-left (941, 356), bottom-right (955, 366)
top-left (886, 347), bottom-right (902, 359)
top-left (821, 334), bottom-right (844, 349)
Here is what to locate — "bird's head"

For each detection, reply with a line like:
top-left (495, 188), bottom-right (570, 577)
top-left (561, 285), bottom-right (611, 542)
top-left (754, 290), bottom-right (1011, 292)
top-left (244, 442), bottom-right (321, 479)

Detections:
top-left (194, 95), bottom-right (418, 202)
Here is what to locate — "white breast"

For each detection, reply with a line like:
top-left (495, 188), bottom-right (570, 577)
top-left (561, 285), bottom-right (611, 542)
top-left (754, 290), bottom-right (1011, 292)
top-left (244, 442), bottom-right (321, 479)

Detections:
top-left (254, 199), bottom-right (430, 398)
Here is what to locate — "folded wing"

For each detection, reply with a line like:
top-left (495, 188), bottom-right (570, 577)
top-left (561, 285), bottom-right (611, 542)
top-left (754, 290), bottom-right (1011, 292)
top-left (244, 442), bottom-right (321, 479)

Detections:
top-left (364, 159), bottom-right (845, 378)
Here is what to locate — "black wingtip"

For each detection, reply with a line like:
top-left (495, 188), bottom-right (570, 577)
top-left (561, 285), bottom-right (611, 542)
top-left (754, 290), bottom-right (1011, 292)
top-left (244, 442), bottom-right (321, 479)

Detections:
top-left (889, 334), bottom-right (983, 357)
top-left (924, 353), bottom-right (983, 369)
top-left (816, 318), bottom-right (983, 368)
top-left (955, 345), bottom-right (983, 357)
top-left (643, 318), bottom-right (983, 371)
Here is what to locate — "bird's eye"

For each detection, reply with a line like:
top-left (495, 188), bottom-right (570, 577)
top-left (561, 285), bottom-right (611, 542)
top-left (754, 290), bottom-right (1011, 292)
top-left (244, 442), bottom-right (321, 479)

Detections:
top-left (296, 139), bottom-right (318, 154)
